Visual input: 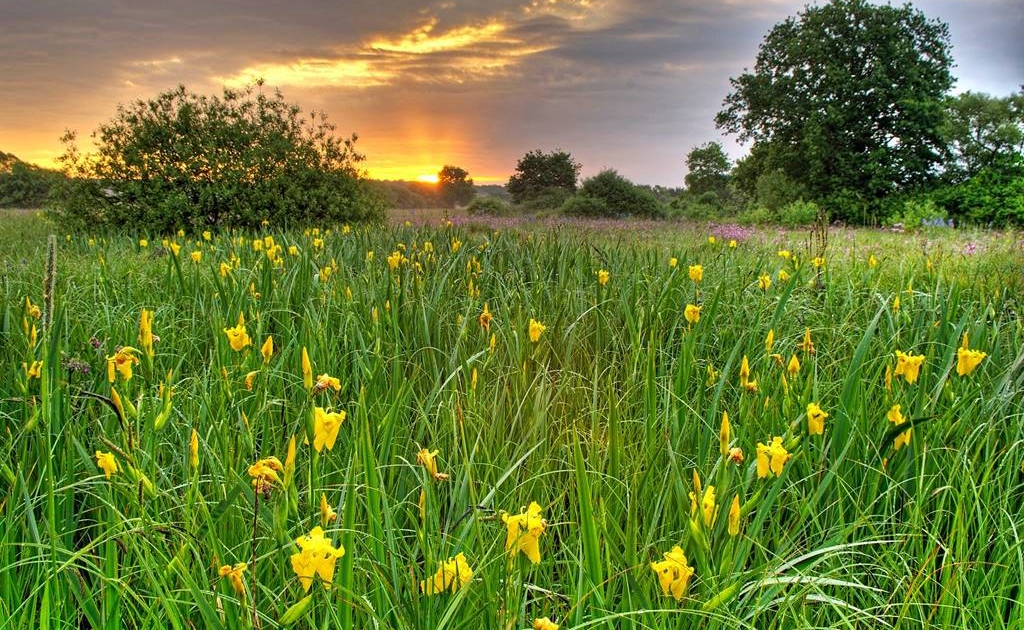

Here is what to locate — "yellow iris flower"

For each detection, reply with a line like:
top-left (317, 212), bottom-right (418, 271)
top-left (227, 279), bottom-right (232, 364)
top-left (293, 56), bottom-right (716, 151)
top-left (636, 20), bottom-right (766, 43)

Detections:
top-left (95, 451), bottom-right (118, 479)
top-left (313, 407), bottom-right (346, 452)
top-left (807, 402), bottom-right (828, 435)
top-left (290, 526), bottom-right (345, 592)
top-left (756, 437), bottom-right (791, 478)
top-left (420, 553), bottom-right (473, 595)
top-left (502, 502), bottom-right (546, 564)
top-left (650, 545), bottom-right (694, 601)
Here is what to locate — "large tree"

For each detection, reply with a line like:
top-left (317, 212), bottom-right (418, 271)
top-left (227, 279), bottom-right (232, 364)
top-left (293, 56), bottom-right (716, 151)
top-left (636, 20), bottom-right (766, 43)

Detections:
top-left (716, 0), bottom-right (954, 222)
top-left (941, 90), bottom-right (1024, 181)
top-left (437, 165), bottom-right (475, 207)
top-left (506, 149), bottom-right (581, 205)
top-left (684, 142), bottom-right (731, 196)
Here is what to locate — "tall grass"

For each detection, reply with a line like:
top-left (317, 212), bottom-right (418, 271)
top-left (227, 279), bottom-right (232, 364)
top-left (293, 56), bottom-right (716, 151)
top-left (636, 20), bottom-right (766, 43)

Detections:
top-left (1, 214), bottom-right (1022, 628)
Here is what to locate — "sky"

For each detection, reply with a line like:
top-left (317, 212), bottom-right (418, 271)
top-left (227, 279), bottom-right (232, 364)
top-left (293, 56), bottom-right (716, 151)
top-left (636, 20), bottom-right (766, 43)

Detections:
top-left (1, 0), bottom-right (1021, 185)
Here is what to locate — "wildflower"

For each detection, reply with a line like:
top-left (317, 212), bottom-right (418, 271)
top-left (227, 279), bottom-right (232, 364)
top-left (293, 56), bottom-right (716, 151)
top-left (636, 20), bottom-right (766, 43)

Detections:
top-left (807, 402), bottom-right (828, 435)
top-left (719, 411), bottom-right (730, 456)
top-left (320, 493), bottom-right (337, 526)
top-left (314, 373), bottom-right (341, 394)
top-left (868, 254), bottom-right (878, 268)
top-left (189, 428), bottom-right (199, 469)
top-left (812, 257), bottom-right (826, 268)
top-left (534, 618), bottom-right (559, 630)
top-left (23, 360), bottom-right (42, 379)
top-left (887, 404), bottom-right (912, 450)
top-left (313, 407), bottom-right (346, 452)
top-left (106, 346), bottom-right (140, 383)
top-left (688, 265), bottom-right (703, 283)
top-left (728, 447), bottom-right (744, 464)
top-left (765, 328), bottom-right (775, 353)
top-left (139, 239), bottom-right (148, 248)
top-left (169, 242), bottom-right (181, 256)
top-left (421, 553), bottom-right (473, 595)
top-left (218, 262), bottom-right (231, 278)
top-left (301, 347), bottom-right (313, 390)
top-left (894, 350), bottom-right (925, 384)
top-left (528, 319), bottom-right (546, 343)
top-left (650, 546), bottom-right (694, 601)
top-left (387, 251), bottom-right (403, 271)
top-left (669, 256), bottom-right (678, 268)
top-left (502, 502), bottom-right (546, 564)
top-left (778, 250), bottom-right (791, 261)
top-left (684, 304), bottom-right (701, 325)
top-left (95, 451), bottom-right (118, 479)
top-left (291, 526), bottom-right (345, 592)
top-left (218, 563), bottom-right (247, 598)
top-left (248, 456), bottom-right (283, 494)
top-left (451, 238), bottom-right (463, 253)
top-left (956, 334), bottom-right (986, 376)
top-left (138, 309), bottom-right (155, 360)
top-left (708, 236), bottom-right (716, 244)
top-left (597, 269), bottom-right (610, 285)
top-left (739, 355), bottom-right (758, 392)
top-left (223, 314), bottom-right (251, 351)
top-left (778, 269), bottom-right (790, 282)
top-left (190, 251), bottom-right (202, 263)
top-left (244, 370), bottom-right (259, 391)
top-left (479, 303), bottom-right (493, 332)
top-left (259, 336), bottom-right (273, 364)
top-left (417, 448), bottom-right (449, 481)
top-left (756, 437), bottom-right (791, 478)
top-left (202, 230), bottom-right (211, 241)
top-left (729, 239), bottom-right (737, 248)
top-left (728, 494), bottom-right (741, 536)
top-left (787, 355), bottom-right (800, 378)
top-left (892, 295), bottom-right (901, 312)
top-left (797, 327), bottom-right (815, 354)
top-left (699, 486), bottom-right (716, 527)
top-left (25, 296), bottom-right (42, 319)
top-left (758, 273), bottom-right (772, 291)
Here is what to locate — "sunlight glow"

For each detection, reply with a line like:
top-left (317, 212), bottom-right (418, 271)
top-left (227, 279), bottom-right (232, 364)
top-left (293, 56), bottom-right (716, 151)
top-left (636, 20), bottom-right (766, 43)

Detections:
top-left (369, 19), bottom-right (508, 54)
top-left (416, 174), bottom-right (440, 183)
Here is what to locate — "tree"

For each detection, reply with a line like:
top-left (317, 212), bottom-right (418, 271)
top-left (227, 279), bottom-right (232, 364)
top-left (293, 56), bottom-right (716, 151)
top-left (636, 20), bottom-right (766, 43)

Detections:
top-left (437, 165), bottom-right (475, 207)
top-left (941, 91), bottom-right (1024, 181)
top-left (563, 169), bottom-right (664, 218)
top-left (684, 142), bottom-right (730, 196)
top-left (51, 84), bottom-right (384, 231)
top-left (716, 0), bottom-right (954, 222)
top-left (0, 153), bottom-right (64, 208)
top-left (506, 149), bottom-right (581, 206)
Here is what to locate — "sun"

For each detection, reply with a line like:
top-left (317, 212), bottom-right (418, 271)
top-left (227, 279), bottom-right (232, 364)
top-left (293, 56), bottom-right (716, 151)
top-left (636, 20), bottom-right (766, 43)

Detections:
top-left (416, 174), bottom-right (439, 184)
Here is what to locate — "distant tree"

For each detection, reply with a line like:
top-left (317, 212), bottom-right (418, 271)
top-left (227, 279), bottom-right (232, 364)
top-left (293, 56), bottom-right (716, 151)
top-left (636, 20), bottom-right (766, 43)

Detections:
top-left (437, 165), bottom-right (475, 207)
top-left (51, 84), bottom-right (384, 232)
top-left (0, 157), bottom-right (64, 208)
top-left (684, 142), bottom-right (731, 196)
top-left (506, 149), bottom-right (581, 205)
top-left (941, 91), bottom-right (1024, 181)
top-left (716, 0), bottom-right (954, 222)
top-left (565, 169), bottom-right (664, 218)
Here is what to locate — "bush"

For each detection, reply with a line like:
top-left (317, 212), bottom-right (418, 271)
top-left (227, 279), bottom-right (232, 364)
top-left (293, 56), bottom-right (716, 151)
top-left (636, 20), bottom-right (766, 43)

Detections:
top-left (50, 84), bottom-right (385, 232)
top-left (886, 197), bottom-right (947, 230)
top-left (932, 164), bottom-right (1024, 227)
top-left (466, 196), bottom-right (512, 216)
top-left (755, 169), bottom-right (807, 213)
top-left (570, 170), bottom-right (665, 218)
top-left (560, 194), bottom-right (610, 217)
top-left (736, 206), bottom-right (774, 225)
top-left (516, 186), bottom-right (573, 212)
top-left (777, 200), bottom-right (820, 227)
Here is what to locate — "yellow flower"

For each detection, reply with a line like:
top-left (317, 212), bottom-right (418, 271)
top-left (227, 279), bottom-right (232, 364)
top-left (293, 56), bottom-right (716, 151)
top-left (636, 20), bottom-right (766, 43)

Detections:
top-left (894, 350), bottom-right (925, 384)
top-left (533, 618), bottom-right (559, 630)
top-left (765, 328), bottom-right (775, 353)
top-left (787, 354), bottom-right (800, 377)
top-left (479, 303), bottom-right (493, 332)
top-left (700, 485), bottom-right (716, 527)
top-left (261, 335), bottom-right (273, 364)
top-left (956, 334), bottom-right (986, 376)
top-left (301, 347), bottom-right (313, 390)
top-left (421, 553), bottom-right (473, 595)
top-left (778, 250), bottom-right (791, 261)
top-left (758, 273), bottom-right (772, 291)
top-left (291, 526), bottom-right (345, 592)
top-left (684, 304), bottom-right (701, 325)
top-left (218, 563), bottom-right (247, 598)
top-left (314, 373), bottom-right (341, 393)
top-left (892, 295), bottom-right (901, 312)
top-left (728, 494), bottom-right (741, 536)
top-left (202, 230), bottom-right (212, 241)
top-left (189, 428), bottom-right (199, 469)
top-left (688, 265), bottom-right (703, 283)
top-left (887, 404), bottom-right (912, 450)
top-left (169, 242), bottom-right (181, 256)
top-left (190, 251), bottom-right (202, 263)
top-left (597, 269), bottom-right (610, 286)
top-left (728, 447), bottom-right (744, 464)
top-left (417, 448), bottom-right (449, 480)
top-left (138, 309), bottom-right (155, 360)
top-left (669, 256), bottom-right (678, 268)
top-left (25, 296), bottom-right (42, 319)
top-left (223, 314), bottom-right (251, 352)
top-left (313, 407), bottom-right (346, 452)
top-left (502, 502), bottom-right (546, 564)
top-left (95, 451), bottom-right (118, 479)
top-left (529, 319), bottom-right (546, 343)
top-left (797, 327), bottom-right (815, 355)
top-left (650, 546), bottom-right (694, 601)
top-left (320, 493), bottom-right (337, 527)
top-left (23, 360), bottom-right (43, 379)
top-left (756, 437), bottom-right (791, 478)
top-left (451, 237), bottom-right (463, 253)
top-left (739, 355), bottom-right (757, 392)
top-left (719, 411), bottom-right (731, 456)
top-left (812, 256), bottom-right (826, 268)
top-left (387, 251), bottom-right (403, 271)
top-left (106, 346), bottom-right (140, 383)
top-left (244, 370), bottom-right (259, 391)
top-left (868, 254), bottom-right (878, 268)
top-left (778, 269), bottom-right (790, 282)
top-left (729, 239), bottom-right (737, 248)
top-left (248, 456), bottom-right (283, 494)
top-left (807, 402), bottom-right (828, 436)
top-left (139, 238), bottom-right (148, 248)
top-left (708, 236), bottom-right (716, 244)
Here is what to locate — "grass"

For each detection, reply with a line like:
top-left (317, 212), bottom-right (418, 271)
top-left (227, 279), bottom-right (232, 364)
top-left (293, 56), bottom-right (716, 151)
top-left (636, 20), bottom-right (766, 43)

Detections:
top-left (1, 209), bottom-right (1023, 629)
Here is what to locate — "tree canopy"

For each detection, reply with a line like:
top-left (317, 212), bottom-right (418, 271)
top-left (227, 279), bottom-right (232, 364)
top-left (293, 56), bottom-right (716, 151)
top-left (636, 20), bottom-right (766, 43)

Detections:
top-left (684, 142), bottom-right (731, 197)
top-left (716, 0), bottom-right (954, 222)
top-left (506, 149), bottom-right (581, 206)
top-left (437, 165), bottom-right (475, 207)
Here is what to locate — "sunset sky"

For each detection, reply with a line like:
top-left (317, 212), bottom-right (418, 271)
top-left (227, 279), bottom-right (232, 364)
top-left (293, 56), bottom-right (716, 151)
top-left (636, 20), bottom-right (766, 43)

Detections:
top-left (2, 0), bottom-right (1021, 185)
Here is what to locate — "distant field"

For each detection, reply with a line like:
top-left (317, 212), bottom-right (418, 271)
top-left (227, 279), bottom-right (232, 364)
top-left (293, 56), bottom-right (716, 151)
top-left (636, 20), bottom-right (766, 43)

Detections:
top-left (2, 211), bottom-right (1023, 629)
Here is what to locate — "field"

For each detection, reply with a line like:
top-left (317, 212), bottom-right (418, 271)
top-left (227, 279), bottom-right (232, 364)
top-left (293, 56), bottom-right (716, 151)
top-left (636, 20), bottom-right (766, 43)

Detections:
top-left (2, 209), bottom-right (1023, 629)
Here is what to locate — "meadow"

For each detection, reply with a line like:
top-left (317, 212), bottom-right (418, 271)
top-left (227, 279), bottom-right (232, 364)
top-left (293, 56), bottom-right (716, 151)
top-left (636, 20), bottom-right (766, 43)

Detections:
top-left (2, 209), bottom-right (1023, 629)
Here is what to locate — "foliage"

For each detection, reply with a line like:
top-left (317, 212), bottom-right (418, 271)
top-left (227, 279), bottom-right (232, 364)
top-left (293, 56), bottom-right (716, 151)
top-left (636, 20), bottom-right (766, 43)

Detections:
top-left (885, 196), bottom-right (948, 229)
top-left (437, 165), bottom-right (475, 207)
top-left (565, 169), bottom-right (665, 219)
top-left (466, 195), bottom-right (512, 216)
top-left (684, 142), bottom-right (731, 196)
top-left (754, 169), bottom-right (807, 214)
top-left (0, 153), bottom-right (65, 208)
top-left (49, 84), bottom-right (384, 232)
top-left (716, 0), bottom-right (954, 222)
top-left (931, 161), bottom-right (1024, 227)
top-left (369, 180), bottom-right (447, 209)
top-left (776, 199), bottom-right (820, 228)
top-left (506, 149), bottom-right (581, 205)
top-left (3, 216), bottom-right (1023, 629)
top-left (941, 90), bottom-right (1024, 181)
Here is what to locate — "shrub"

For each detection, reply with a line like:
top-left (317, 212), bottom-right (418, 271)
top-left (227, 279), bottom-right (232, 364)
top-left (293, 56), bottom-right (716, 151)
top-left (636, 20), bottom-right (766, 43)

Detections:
top-left (467, 196), bottom-right (512, 216)
top-left (560, 194), bottom-right (610, 217)
top-left (570, 170), bottom-right (665, 218)
top-left (737, 206), bottom-right (774, 225)
top-left (50, 84), bottom-right (385, 232)
top-left (516, 186), bottom-right (573, 212)
top-left (886, 197), bottom-right (947, 230)
top-left (777, 200), bottom-right (820, 227)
